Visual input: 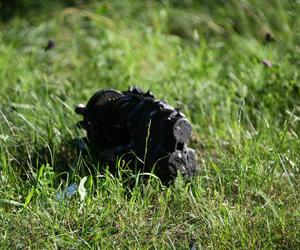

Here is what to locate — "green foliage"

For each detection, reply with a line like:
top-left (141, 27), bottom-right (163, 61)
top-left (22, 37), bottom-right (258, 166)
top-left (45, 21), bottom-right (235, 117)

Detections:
top-left (0, 0), bottom-right (299, 248)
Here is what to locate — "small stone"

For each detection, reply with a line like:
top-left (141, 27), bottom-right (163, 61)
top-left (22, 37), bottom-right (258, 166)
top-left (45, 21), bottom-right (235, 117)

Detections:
top-left (44, 40), bottom-right (55, 51)
top-left (262, 59), bottom-right (272, 68)
top-left (264, 32), bottom-right (275, 43)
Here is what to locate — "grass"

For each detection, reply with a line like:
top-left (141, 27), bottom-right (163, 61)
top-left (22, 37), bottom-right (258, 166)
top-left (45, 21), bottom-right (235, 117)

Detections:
top-left (0, 0), bottom-right (300, 248)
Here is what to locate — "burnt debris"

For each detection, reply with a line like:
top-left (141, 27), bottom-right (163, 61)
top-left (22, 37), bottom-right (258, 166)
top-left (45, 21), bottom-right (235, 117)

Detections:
top-left (44, 39), bottom-right (55, 51)
top-left (75, 87), bottom-right (197, 183)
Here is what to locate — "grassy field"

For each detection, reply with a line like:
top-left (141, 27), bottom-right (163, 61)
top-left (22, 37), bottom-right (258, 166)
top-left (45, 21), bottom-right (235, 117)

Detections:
top-left (0, 0), bottom-right (300, 248)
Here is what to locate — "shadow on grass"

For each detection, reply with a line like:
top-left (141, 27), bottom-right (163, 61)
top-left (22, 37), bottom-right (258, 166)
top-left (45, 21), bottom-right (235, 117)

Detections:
top-left (0, 0), bottom-right (93, 22)
top-left (30, 137), bottom-right (166, 189)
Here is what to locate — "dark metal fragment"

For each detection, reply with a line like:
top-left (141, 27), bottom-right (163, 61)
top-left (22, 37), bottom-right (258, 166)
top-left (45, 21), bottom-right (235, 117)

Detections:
top-left (75, 87), bottom-right (198, 183)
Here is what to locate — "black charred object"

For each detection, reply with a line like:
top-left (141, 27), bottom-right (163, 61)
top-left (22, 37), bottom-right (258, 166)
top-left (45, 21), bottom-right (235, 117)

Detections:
top-left (75, 87), bottom-right (198, 183)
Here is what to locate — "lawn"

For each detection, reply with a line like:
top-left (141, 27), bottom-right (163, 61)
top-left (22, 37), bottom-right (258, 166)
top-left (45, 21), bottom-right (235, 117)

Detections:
top-left (0, 0), bottom-right (299, 248)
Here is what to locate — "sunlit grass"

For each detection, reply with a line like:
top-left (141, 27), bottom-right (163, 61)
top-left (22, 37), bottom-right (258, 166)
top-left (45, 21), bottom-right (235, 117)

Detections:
top-left (0, 0), bottom-right (299, 248)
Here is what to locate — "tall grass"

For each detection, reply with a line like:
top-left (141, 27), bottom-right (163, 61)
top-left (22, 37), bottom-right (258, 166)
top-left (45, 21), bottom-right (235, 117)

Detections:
top-left (0, 0), bottom-right (299, 248)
